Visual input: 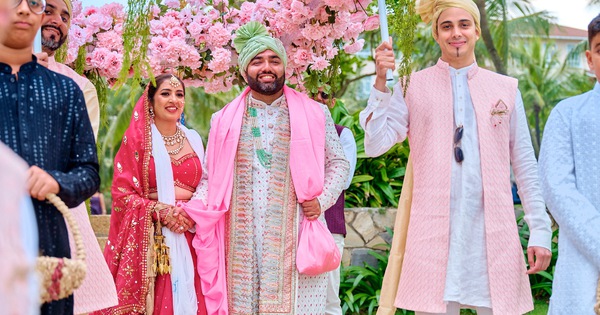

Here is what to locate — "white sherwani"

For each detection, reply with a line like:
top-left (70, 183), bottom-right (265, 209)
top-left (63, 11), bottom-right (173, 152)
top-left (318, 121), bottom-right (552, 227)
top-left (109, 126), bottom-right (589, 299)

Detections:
top-left (539, 82), bottom-right (600, 315)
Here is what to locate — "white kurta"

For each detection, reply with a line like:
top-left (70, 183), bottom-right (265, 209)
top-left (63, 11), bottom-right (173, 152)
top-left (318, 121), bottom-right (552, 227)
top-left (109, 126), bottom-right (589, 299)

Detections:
top-left (196, 94), bottom-right (349, 314)
top-left (359, 64), bottom-right (551, 308)
top-left (539, 82), bottom-right (600, 315)
top-left (250, 94), bottom-right (349, 314)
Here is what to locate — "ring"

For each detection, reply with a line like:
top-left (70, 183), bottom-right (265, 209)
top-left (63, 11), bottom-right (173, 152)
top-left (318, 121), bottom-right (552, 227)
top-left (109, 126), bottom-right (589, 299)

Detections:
top-left (179, 226), bottom-right (184, 231)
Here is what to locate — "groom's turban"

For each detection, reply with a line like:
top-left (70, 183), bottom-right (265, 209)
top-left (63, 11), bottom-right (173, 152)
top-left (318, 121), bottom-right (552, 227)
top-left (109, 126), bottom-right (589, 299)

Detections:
top-left (233, 21), bottom-right (288, 73)
top-left (416, 0), bottom-right (481, 40)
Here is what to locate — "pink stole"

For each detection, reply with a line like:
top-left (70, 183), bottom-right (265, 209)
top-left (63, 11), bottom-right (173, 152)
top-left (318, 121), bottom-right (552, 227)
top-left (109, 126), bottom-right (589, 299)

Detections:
top-left (184, 86), bottom-right (325, 314)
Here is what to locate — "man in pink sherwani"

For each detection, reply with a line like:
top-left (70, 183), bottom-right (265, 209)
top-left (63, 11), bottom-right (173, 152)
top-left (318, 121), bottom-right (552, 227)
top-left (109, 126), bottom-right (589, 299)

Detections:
top-left (360, 0), bottom-right (552, 314)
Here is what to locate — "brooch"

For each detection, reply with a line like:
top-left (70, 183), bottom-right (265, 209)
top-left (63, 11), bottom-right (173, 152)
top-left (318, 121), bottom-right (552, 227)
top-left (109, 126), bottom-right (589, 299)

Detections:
top-left (490, 99), bottom-right (509, 127)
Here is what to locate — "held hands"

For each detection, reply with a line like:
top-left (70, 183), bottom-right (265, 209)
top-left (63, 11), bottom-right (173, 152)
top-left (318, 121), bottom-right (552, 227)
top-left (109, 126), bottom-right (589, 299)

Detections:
top-left (157, 203), bottom-right (195, 234)
top-left (27, 166), bottom-right (59, 201)
top-left (301, 198), bottom-right (321, 221)
top-left (374, 37), bottom-right (396, 91)
top-left (526, 246), bottom-right (552, 274)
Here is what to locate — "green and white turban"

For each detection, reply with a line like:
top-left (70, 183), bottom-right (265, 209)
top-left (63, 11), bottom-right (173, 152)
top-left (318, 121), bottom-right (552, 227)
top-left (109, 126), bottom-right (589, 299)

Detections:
top-left (233, 21), bottom-right (288, 73)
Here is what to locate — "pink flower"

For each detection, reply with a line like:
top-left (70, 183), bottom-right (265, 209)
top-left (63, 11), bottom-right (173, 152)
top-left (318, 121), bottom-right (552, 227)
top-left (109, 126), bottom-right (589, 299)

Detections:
top-left (149, 20), bottom-right (165, 35)
top-left (164, 0), bottom-right (181, 9)
top-left (343, 39), bottom-right (365, 54)
top-left (207, 23), bottom-right (231, 49)
top-left (96, 30), bottom-right (123, 52)
top-left (363, 15), bottom-right (380, 31)
top-left (68, 25), bottom-right (87, 47)
top-left (326, 46), bottom-right (339, 59)
top-left (311, 55), bottom-right (330, 71)
top-left (167, 27), bottom-right (186, 41)
top-left (293, 48), bottom-right (312, 66)
top-left (72, 0), bottom-right (82, 17)
top-left (207, 47), bottom-right (231, 73)
top-left (301, 24), bottom-right (331, 41)
top-left (187, 21), bottom-right (204, 38)
top-left (150, 5), bottom-right (161, 18)
top-left (148, 36), bottom-right (170, 54)
top-left (82, 6), bottom-right (98, 16)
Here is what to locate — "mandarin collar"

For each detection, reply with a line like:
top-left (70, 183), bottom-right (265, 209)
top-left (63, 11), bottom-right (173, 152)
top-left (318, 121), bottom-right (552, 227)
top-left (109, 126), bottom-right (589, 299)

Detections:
top-left (248, 93), bottom-right (286, 109)
top-left (0, 55), bottom-right (40, 75)
top-left (435, 58), bottom-right (479, 79)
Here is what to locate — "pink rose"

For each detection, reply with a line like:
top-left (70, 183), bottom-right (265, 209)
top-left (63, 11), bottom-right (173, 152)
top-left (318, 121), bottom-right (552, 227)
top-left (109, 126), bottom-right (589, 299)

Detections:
top-left (207, 47), bottom-right (231, 73)
top-left (164, 0), bottom-right (180, 9)
top-left (363, 15), bottom-right (380, 31)
top-left (167, 27), bottom-right (186, 41)
top-left (343, 39), bottom-right (364, 54)
top-left (311, 55), bottom-right (330, 71)
top-left (293, 48), bottom-right (312, 66)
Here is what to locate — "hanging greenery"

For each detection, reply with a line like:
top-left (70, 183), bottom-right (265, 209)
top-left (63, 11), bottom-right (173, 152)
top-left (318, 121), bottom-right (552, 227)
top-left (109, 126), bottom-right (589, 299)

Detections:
top-left (389, 0), bottom-right (419, 95)
top-left (117, 0), bottom-right (154, 89)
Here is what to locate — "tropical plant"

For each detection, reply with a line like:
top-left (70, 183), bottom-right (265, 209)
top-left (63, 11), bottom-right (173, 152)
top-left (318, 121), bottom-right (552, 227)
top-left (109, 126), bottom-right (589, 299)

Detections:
top-left (512, 38), bottom-right (567, 154)
top-left (330, 100), bottom-right (408, 208)
top-left (340, 229), bottom-right (412, 315)
top-left (517, 213), bottom-right (559, 301)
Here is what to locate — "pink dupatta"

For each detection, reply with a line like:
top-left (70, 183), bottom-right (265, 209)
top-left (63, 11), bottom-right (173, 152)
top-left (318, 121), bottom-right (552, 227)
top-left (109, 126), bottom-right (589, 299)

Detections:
top-left (184, 86), bottom-right (325, 314)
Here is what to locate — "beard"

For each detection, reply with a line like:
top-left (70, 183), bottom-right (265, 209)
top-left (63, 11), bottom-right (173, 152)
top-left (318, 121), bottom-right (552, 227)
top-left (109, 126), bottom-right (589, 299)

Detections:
top-left (246, 71), bottom-right (285, 96)
top-left (41, 25), bottom-right (66, 51)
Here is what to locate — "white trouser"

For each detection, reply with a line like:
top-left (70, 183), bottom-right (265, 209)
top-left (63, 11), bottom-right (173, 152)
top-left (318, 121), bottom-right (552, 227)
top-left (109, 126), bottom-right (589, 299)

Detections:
top-left (325, 233), bottom-right (345, 315)
top-left (415, 302), bottom-right (493, 315)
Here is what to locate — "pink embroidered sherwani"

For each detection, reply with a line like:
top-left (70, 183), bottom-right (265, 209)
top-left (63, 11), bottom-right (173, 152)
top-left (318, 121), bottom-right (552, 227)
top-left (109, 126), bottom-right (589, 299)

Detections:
top-left (360, 60), bottom-right (552, 314)
top-left (47, 56), bottom-right (118, 314)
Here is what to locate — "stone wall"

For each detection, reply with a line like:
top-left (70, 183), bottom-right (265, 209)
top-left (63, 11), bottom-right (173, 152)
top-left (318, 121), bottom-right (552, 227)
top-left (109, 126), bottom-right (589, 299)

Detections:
top-left (342, 208), bottom-right (397, 267)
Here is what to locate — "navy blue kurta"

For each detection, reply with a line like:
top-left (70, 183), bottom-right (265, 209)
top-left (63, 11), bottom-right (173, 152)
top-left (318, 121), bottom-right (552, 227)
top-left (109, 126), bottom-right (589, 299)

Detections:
top-left (0, 57), bottom-right (99, 315)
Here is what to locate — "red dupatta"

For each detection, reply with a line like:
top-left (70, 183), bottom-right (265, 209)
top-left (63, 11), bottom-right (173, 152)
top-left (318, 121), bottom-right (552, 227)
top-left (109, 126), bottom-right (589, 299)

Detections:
top-left (96, 91), bottom-right (156, 314)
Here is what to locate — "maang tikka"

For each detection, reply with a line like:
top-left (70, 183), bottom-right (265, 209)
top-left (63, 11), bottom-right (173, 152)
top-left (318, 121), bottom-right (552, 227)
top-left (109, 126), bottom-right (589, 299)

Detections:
top-left (169, 75), bottom-right (180, 88)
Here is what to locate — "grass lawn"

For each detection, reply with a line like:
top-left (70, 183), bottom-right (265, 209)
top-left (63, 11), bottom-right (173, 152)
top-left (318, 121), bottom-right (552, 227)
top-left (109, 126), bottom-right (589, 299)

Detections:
top-left (458, 299), bottom-right (549, 314)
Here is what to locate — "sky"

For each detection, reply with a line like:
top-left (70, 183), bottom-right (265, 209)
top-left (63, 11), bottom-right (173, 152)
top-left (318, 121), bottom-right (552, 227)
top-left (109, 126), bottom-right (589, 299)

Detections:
top-left (82, 0), bottom-right (598, 30)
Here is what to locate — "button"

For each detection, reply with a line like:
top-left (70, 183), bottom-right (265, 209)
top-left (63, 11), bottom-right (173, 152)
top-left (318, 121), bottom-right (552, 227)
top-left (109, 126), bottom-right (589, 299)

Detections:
top-left (10, 77), bottom-right (15, 83)
top-left (269, 140), bottom-right (274, 146)
top-left (268, 123), bottom-right (274, 128)
top-left (267, 110), bottom-right (273, 115)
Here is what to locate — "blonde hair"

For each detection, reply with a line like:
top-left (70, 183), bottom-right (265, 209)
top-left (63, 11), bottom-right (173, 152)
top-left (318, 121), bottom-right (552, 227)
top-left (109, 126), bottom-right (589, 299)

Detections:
top-left (416, 0), bottom-right (481, 40)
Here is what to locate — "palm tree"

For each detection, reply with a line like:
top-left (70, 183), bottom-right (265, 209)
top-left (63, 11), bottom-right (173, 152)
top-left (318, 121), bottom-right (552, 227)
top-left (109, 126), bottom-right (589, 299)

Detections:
top-left (473, 0), bottom-right (554, 74)
top-left (511, 38), bottom-right (567, 154)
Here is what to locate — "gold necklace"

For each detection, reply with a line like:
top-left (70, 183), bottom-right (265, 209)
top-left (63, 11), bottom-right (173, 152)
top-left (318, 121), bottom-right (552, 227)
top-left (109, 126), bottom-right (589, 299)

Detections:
top-left (162, 127), bottom-right (186, 155)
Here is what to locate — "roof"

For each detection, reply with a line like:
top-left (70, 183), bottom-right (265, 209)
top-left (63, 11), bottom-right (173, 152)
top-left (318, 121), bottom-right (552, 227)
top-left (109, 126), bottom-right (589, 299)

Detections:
top-left (549, 24), bottom-right (588, 39)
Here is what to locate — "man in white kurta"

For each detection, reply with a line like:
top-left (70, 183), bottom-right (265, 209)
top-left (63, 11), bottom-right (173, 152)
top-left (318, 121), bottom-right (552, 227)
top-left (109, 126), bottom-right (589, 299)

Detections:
top-left (361, 0), bottom-right (552, 314)
top-left (538, 13), bottom-right (600, 315)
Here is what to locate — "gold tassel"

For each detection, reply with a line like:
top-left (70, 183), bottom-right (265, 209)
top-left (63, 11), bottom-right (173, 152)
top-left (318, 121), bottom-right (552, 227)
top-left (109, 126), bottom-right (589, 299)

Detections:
top-left (153, 218), bottom-right (171, 275)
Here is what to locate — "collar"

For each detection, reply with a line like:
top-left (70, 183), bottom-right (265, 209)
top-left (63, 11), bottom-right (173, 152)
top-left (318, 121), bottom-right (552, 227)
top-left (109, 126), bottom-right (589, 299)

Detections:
top-left (0, 55), bottom-right (40, 75)
top-left (436, 58), bottom-right (479, 79)
top-left (248, 93), bottom-right (286, 109)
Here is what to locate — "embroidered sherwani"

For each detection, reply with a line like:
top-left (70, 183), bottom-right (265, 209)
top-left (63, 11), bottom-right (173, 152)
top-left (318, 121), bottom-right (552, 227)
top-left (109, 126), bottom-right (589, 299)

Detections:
top-left (360, 60), bottom-right (551, 314)
top-left (197, 93), bottom-right (349, 314)
top-left (539, 82), bottom-right (600, 315)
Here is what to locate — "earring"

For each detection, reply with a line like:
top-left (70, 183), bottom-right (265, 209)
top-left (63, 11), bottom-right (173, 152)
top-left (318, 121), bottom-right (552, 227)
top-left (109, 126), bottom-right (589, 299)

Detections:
top-left (149, 107), bottom-right (155, 118)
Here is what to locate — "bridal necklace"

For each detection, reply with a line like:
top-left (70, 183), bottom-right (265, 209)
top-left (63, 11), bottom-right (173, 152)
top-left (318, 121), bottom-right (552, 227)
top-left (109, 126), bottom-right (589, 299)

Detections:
top-left (162, 127), bottom-right (186, 155)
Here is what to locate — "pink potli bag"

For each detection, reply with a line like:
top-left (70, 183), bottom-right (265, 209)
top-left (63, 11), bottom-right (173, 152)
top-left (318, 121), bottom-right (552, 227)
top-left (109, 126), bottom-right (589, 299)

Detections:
top-left (284, 86), bottom-right (340, 276)
top-left (296, 218), bottom-right (341, 276)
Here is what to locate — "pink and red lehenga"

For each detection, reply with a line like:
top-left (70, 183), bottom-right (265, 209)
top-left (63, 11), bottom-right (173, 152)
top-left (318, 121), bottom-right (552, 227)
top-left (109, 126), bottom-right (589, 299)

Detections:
top-left (94, 91), bottom-right (208, 315)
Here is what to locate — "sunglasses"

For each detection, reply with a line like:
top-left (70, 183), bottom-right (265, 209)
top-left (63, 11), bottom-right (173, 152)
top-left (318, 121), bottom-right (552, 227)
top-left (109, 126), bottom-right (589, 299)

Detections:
top-left (454, 125), bottom-right (464, 163)
top-left (12, 0), bottom-right (46, 15)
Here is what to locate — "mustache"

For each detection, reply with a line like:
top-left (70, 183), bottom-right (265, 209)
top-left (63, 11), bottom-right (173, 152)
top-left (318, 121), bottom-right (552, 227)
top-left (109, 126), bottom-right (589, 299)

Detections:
top-left (256, 71), bottom-right (277, 80)
top-left (42, 25), bottom-right (64, 38)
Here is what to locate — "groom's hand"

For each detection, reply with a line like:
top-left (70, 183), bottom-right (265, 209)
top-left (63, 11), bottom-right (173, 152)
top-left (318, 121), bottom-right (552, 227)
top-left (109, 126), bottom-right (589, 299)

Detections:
top-left (301, 198), bottom-right (321, 221)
